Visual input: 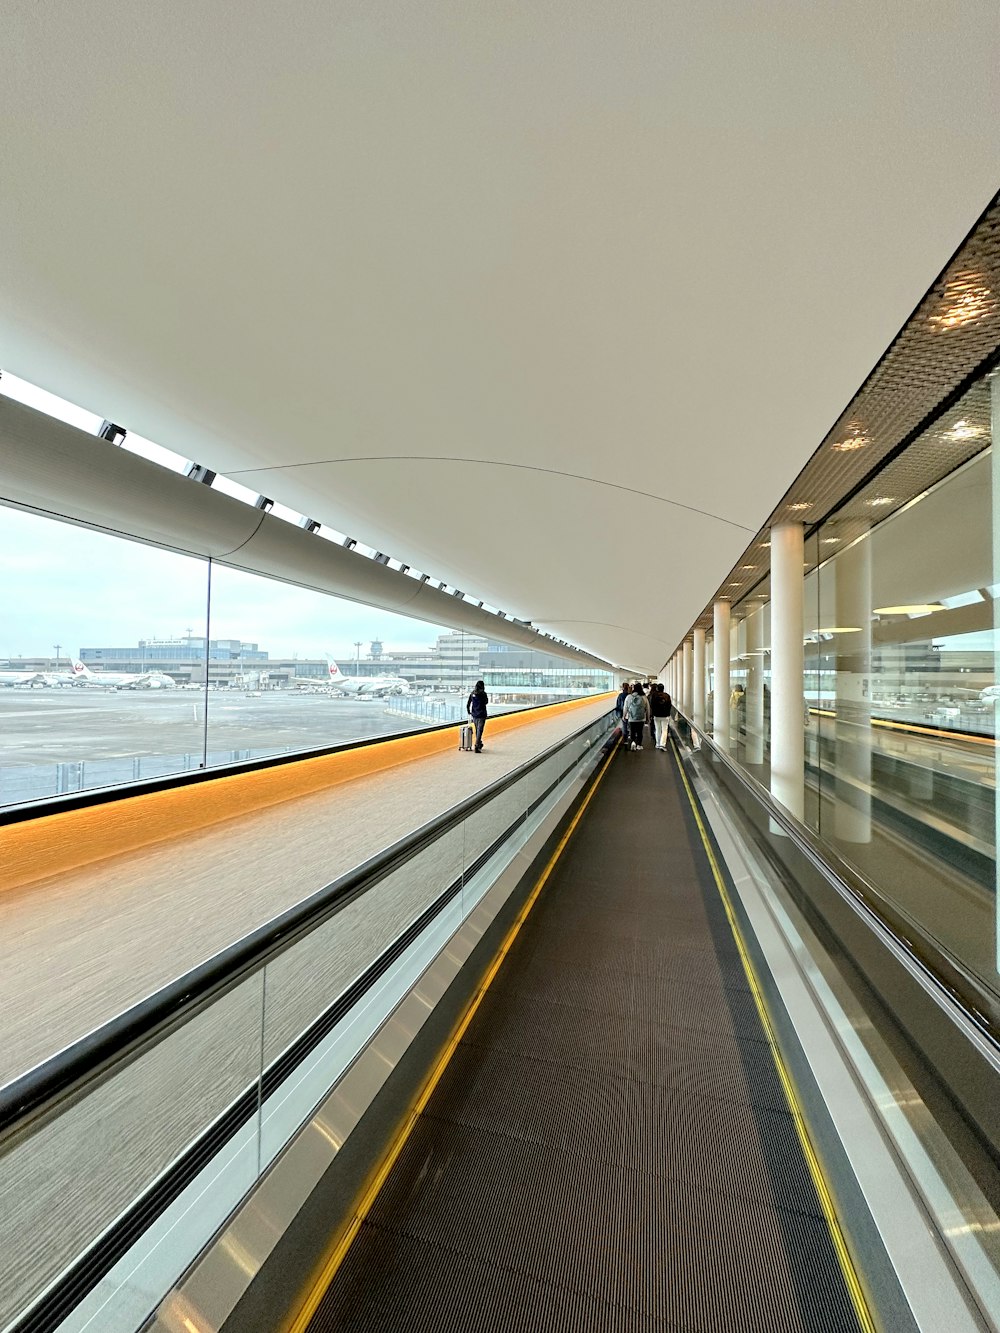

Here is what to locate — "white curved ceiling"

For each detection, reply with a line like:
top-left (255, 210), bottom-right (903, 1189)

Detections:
top-left (1, 2), bottom-right (999, 672)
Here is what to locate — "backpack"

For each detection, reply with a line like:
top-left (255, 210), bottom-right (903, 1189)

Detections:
top-left (625, 692), bottom-right (645, 722)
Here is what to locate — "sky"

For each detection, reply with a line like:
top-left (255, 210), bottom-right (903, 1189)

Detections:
top-left (0, 502), bottom-right (453, 662)
top-left (0, 375), bottom-right (454, 661)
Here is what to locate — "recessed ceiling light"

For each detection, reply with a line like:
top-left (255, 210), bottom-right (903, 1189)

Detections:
top-left (740, 564), bottom-right (756, 571)
top-left (788, 501), bottom-right (813, 511)
top-left (817, 626), bottom-right (862, 634)
top-left (873, 604), bottom-right (944, 616)
top-left (760, 540), bottom-right (771, 548)
top-left (928, 276), bottom-right (992, 332)
top-left (821, 537), bottom-right (840, 544)
top-left (831, 434), bottom-right (871, 452)
top-left (944, 419), bottom-right (986, 442)
top-left (868, 496), bottom-right (895, 506)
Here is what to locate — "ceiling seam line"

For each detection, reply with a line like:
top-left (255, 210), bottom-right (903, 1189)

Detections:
top-left (226, 456), bottom-right (755, 534)
top-left (212, 510), bottom-right (271, 560)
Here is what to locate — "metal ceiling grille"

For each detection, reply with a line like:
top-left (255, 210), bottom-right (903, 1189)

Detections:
top-left (685, 193), bottom-right (1000, 641)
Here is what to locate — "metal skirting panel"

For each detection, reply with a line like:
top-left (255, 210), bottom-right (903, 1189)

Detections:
top-left (307, 748), bottom-right (864, 1332)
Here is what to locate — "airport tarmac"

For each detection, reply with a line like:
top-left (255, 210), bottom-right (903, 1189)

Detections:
top-left (0, 689), bottom-right (535, 806)
top-left (0, 689), bottom-right (457, 806)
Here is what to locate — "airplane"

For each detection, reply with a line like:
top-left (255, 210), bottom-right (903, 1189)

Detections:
top-left (0, 660), bottom-right (89, 687)
top-left (0, 668), bottom-right (44, 686)
top-left (326, 661), bottom-right (411, 697)
top-left (72, 661), bottom-right (176, 689)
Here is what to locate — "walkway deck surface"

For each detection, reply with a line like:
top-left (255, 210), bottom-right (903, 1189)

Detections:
top-left (307, 742), bottom-right (863, 1333)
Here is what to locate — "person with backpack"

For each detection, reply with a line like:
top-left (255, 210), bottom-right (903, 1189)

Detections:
top-left (466, 680), bottom-right (489, 752)
top-left (649, 682), bottom-right (671, 750)
top-left (624, 681), bottom-right (650, 750)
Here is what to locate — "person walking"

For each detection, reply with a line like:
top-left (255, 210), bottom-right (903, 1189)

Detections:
top-left (649, 682), bottom-right (671, 749)
top-left (466, 680), bottom-right (489, 752)
top-left (623, 681), bottom-right (650, 750)
top-left (615, 681), bottom-right (632, 749)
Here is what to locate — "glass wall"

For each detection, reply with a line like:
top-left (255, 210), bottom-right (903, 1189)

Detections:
top-left (0, 510), bottom-right (210, 806)
top-left (713, 370), bottom-right (997, 1001)
top-left (0, 506), bottom-right (599, 810)
top-left (810, 449), bottom-right (995, 988)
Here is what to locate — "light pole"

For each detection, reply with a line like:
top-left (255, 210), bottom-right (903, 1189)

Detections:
top-left (53, 643), bottom-right (62, 670)
top-left (354, 640), bottom-right (363, 677)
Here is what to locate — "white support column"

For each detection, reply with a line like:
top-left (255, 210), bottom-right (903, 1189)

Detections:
top-left (682, 641), bottom-right (693, 717)
top-left (770, 522), bottom-right (805, 824)
top-left (693, 628), bottom-right (706, 730)
top-left (834, 527), bottom-right (872, 842)
top-left (745, 604), bottom-right (764, 765)
top-left (713, 600), bottom-right (731, 748)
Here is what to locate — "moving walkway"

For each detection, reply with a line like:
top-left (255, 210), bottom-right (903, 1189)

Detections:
top-left (2, 709), bottom-right (999, 1332)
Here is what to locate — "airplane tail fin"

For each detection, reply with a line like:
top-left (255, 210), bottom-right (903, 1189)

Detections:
top-left (328, 661), bottom-right (342, 679)
top-left (72, 661), bottom-right (89, 677)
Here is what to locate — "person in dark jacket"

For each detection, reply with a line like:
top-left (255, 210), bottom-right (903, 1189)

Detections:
top-left (615, 681), bottom-right (631, 748)
top-left (649, 682), bottom-right (671, 749)
top-left (467, 680), bottom-right (489, 752)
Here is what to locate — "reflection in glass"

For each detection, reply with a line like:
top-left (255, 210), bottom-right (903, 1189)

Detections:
top-left (746, 601), bottom-right (767, 769)
top-left (803, 531), bottom-right (821, 835)
top-left (812, 459), bottom-right (996, 993)
top-left (723, 388), bottom-right (997, 1001)
top-left (831, 526), bottom-right (872, 844)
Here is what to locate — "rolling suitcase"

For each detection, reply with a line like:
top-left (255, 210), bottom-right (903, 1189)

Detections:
top-left (459, 720), bottom-right (474, 751)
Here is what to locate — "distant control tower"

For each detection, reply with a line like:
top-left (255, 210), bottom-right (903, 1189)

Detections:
top-left (370, 639), bottom-right (383, 661)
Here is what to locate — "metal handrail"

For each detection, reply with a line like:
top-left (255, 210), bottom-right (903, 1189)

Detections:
top-left (0, 708), bottom-right (615, 1144)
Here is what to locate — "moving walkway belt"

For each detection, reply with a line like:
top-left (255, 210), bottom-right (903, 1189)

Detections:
top-left (302, 744), bottom-right (867, 1332)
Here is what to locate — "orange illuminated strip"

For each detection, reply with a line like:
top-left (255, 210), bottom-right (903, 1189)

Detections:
top-left (870, 716), bottom-right (994, 746)
top-left (2, 695), bottom-right (613, 894)
top-left (808, 707), bottom-right (994, 748)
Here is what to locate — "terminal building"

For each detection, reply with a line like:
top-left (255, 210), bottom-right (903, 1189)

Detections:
top-left (4, 633), bottom-right (613, 695)
top-left (2, 10), bottom-right (1000, 1333)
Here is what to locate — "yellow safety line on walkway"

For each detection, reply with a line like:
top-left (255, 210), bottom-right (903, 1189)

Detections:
top-left (672, 749), bottom-right (878, 1333)
top-left (286, 741), bottom-right (619, 1333)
